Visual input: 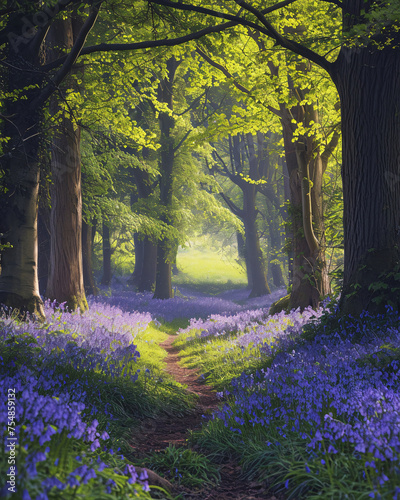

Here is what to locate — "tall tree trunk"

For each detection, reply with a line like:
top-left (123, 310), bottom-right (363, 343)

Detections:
top-left (130, 234), bottom-right (145, 287)
top-left (237, 231), bottom-right (252, 289)
top-left (46, 113), bottom-right (87, 310)
top-left (0, 39), bottom-right (44, 318)
top-left (0, 155), bottom-right (44, 318)
top-left (332, 46), bottom-right (400, 315)
top-left (243, 185), bottom-right (270, 297)
top-left (268, 206), bottom-right (285, 288)
top-left (38, 207), bottom-right (51, 297)
top-left (101, 222), bottom-right (112, 286)
top-left (153, 57), bottom-right (179, 300)
top-left (45, 16), bottom-right (87, 311)
top-left (137, 238), bottom-right (158, 292)
top-left (280, 99), bottom-right (332, 310)
top-left (82, 220), bottom-right (97, 296)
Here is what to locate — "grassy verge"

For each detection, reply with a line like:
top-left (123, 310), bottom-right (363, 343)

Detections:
top-left (173, 313), bottom-right (294, 391)
top-left (174, 245), bottom-right (247, 295)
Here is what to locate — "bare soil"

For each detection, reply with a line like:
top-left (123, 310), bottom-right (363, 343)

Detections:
top-left (130, 335), bottom-right (285, 500)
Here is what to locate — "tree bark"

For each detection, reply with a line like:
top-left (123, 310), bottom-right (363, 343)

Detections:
top-left (101, 222), bottom-right (112, 286)
top-left (153, 57), bottom-right (179, 300)
top-left (82, 220), bottom-right (98, 296)
top-left (0, 155), bottom-right (44, 319)
top-left (46, 110), bottom-right (87, 310)
top-left (138, 238), bottom-right (158, 292)
top-left (45, 17), bottom-right (87, 312)
top-left (280, 96), bottom-right (332, 310)
top-left (332, 46), bottom-right (400, 315)
top-left (243, 184), bottom-right (270, 297)
top-left (130, 234), bottom-right (145, 287)
top-left (38, 207), bottom-right (51, 297)
top-left (0, 21), bottom-right (45, 318)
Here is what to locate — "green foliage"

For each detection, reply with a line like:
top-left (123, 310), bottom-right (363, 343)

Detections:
top-left (144, 445), bottom-right (220, 488)
top-left (368, 263), bottom-right (400, 309)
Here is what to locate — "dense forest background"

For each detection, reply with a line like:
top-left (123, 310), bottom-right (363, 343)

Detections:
top-left (0, 0), bottom-right (399, 317)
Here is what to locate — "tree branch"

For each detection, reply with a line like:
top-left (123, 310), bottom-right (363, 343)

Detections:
top-left (233, 0), bottom-right (333, 73)
top-left (261, 0), bottom-right (299, 15)
top-left (42, 21), bottom-right (236, 71)
top-left (175, 91), bottom-right (206, 116)
top-left (150, 0), bottom-right (333, 74)
top-left (219, 192), bottom-right (244, 218)
top-left (195, 47), bottom-right (250, 94)
top-left (32, 3), bottom-right (101, 109)
top-left (196, 45), bottom-right (280, 117)
top-left (173, 129), bottom-right (191, 152)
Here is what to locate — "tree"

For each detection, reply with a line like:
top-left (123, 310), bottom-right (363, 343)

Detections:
top-left (194, 31), bottom-right (337, 307)
top-left (153, 56), bottom-right (179, 299)
top-left (0, 1), bottom-right (100, 318)
top-left (212, 133), bottom-right (270, 297)
top-left (45, 14), bottom-right (88, 311)
top-left (148, 0), bottom-right (400, 315)
top-left (129, 170), bottom-right (158, 293)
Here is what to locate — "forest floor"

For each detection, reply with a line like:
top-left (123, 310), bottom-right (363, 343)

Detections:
top-left (131, 332), bottom-right (284, 500)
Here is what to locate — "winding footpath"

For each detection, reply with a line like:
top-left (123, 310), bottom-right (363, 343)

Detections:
top-left (131, 333), bottom-right (283, 500)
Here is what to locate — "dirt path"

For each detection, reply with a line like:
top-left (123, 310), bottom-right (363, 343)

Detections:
top-left (131, 334), bottom-right (282, 500)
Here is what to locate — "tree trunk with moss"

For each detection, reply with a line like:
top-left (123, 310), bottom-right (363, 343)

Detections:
top-left (280, 96), bottom-right (336, 310)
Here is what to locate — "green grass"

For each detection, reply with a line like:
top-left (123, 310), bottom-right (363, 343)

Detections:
top-left (156, 318), bottom-right (190, 336)
top-left (173, 315), bottom-right (293, 391)
top-left (173, 242), bottom-right (247, 294)
top-left (140, 445), bottom-right (220, 488)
